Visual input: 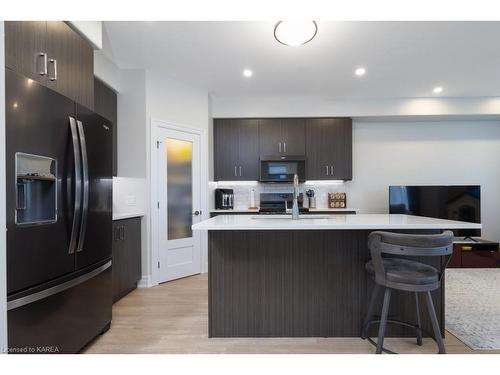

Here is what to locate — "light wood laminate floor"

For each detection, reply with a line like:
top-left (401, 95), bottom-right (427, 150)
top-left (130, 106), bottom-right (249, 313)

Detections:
top-left (84, 274), bottom-right (498, 354)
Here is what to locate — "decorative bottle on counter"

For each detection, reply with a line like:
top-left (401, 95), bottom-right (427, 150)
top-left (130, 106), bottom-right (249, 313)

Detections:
top-left (249, 188), bottom-right (257, 209)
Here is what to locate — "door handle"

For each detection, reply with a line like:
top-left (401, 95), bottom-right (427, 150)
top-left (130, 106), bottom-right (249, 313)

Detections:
top-left (325, 165), bottom-right (329, 176)
top-left (36, 52), bottom-right (47, 76)
top-left (330, 165), bottom-right (334, 175)
top-left (193, 210), bottom-right (201, 216)
top-left (279, 142), bottom-right (281, 153)
top-left (48, 58), bottom-right (57, 81)
top-left (284, 142), bottom-right (287, 153)
top-left (234, 166), bottom-right (237, 176)
top-left (76, 120), bottom-right (89, 253)
top-left (239, 166), bottom-right (242, 176)
top-left (68, 117), bottom-right (82, 255)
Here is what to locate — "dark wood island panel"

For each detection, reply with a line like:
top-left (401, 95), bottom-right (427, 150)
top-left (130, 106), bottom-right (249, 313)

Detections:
top-left (208, 229), bottom-right (443, 338)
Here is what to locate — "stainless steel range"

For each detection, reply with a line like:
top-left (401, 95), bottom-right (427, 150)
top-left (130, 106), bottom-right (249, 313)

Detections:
top-left (258, 193), bottom-right (309, 214)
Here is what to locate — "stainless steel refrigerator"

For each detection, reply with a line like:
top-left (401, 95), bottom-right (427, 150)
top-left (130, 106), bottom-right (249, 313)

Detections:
top-left (5, 68), bottom-right (112, 353)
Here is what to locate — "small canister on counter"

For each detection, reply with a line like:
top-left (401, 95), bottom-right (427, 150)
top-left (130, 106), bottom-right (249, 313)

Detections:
top-left (306, 189), bottom-right (316, 208)
top-left (328, 192), bottom-right (347, 208)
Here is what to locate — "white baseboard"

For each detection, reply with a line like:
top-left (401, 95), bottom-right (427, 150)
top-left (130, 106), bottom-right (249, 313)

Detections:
top-left (137, 275), bottom-right (157, 288)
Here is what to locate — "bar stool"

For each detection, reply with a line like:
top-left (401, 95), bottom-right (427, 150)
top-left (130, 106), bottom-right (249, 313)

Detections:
top-left (361, 231), bottom-right (454, 354)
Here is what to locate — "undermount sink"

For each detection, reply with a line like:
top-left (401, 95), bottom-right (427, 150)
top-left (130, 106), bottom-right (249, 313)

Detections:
top-left (251, 215), bottom-right (331, 220)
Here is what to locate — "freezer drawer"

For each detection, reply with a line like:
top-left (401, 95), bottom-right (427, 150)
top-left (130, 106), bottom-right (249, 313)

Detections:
top-left (7, 260), bottom-right (112, 354)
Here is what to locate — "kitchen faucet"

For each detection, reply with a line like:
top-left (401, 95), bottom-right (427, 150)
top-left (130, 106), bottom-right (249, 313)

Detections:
top-left (292, 173), bottom-right (299, 220)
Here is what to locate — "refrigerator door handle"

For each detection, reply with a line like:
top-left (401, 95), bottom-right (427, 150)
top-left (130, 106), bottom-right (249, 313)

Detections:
top-left (69, 117), bottom-right (82, 255)
top-left (7, 260), bottom-right (112, 311)
top-left (76, 120), bottom-right (89, 253)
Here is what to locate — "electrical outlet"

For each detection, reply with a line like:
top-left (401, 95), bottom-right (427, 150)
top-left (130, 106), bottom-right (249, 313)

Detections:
top-left (125, 195), bottom-right (136, 206)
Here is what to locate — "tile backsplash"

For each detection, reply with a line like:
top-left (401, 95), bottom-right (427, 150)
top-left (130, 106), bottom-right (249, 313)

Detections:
top-left (209, 181), bottom-right (353, 209)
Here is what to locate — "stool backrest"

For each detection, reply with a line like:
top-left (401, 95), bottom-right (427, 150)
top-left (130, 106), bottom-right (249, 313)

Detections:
top-left (368, 231), bottom-right (454, 285)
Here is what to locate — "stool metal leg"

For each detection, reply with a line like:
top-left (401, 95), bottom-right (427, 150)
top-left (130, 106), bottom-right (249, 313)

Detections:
top-left (376, 287), bottom-right (392, 354)
top-left (361, 284), bottom-right (381, 339)
top-left (415, 292), bottom-right (423, 346)
top-left (425, 291), bottom-right (446, 354)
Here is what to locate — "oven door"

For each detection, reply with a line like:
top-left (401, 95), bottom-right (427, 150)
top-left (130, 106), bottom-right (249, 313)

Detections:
top-left (260, 157), bottom-right (305, 183)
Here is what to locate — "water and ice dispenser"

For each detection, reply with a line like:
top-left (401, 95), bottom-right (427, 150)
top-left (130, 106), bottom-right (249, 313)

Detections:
top-left (15, 153), bottom-right (57, 225)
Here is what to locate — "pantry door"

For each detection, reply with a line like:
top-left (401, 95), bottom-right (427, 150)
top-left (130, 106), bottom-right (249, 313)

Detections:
top-left (157, 127), bottom-right (201, 283)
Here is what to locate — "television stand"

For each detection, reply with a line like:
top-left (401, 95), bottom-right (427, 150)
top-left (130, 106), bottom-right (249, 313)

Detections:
top-left (449, 238), bottom-right (500, 268)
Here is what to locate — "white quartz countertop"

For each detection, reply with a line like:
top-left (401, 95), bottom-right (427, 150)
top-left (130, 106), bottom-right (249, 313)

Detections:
top-left (308, 208), bottom-right (358, 212)
top-left (210, 208), bottom-right (260, 213)
top-left (113, 212), bottom-right (145, 221)
top-left (209, 208), bottom-right (358, 213)
top-left (192, 214), bottom-right (482, 231)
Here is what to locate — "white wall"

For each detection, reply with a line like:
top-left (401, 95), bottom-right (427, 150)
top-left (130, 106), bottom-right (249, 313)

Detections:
top-left (212, 95), bottom-right (500, 119)
top-left (349, 120), bottom-right (500, 241)
top-left (117, 70), bottom-right (147, 178)
top-left (93, 25), bottom-right (121, 92)
top-left (0, 21), bottom-right (8, 352)
top-left (68, 21), bottom-right (103, 50)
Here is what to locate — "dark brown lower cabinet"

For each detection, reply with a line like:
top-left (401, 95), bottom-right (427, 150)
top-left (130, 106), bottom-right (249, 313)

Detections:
top-left (112, 217), bottom-right (142, 302)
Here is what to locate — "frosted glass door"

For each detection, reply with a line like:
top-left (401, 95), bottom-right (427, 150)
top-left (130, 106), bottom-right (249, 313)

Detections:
top-left (157, 127), bottom-right (201, 283)
top-left (166, 138), bottom-right (193, 240)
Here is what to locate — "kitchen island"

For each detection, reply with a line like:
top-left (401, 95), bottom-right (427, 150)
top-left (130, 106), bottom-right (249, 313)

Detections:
top-left (192, 214), bottom-right (481, 338)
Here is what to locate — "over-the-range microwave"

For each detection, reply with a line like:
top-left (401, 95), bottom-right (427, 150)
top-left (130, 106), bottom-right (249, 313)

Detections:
top-left (259, 156), bottom-right (306, 183)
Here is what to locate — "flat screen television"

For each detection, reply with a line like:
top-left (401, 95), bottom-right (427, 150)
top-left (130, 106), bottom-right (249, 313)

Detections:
top-left (389, 185), bottom-right (481, 237)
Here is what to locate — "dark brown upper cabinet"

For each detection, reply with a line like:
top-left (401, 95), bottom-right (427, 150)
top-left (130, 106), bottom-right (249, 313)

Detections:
top-left (259, 118), bottom-right (305, 156)
top-left (305, 118), bottom-right (352, 180)
top-left (5, 21), bottom-right (94, 110)
top-left (94, 77), bottom-right (118, 176)
top-left (214, 119), bottom-right (260, 181)
top-left (5, 21), bottom-right (47, 84)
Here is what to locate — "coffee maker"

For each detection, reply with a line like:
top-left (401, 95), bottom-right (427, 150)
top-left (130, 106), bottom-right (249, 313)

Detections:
top-left (215, 188), bottom-right (234, 210)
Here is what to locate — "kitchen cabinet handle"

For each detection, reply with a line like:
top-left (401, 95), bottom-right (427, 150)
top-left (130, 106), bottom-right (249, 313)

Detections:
top-left (37, 52), bottom-right (47, 76)
top-left (284, 142), bottom-right (287, 153)
top-left (239, 166), bottom-right (242, 176)
top-left (330, 165), bottom-right (334, 175)
top-left (279, 142), bottom-right (282, 153)
top-left (49, 58), bottom-right (57, 81)
top-left (234, 166), bottom-right (237, 176)
top-left (325, 165), bottom-right (329, 175)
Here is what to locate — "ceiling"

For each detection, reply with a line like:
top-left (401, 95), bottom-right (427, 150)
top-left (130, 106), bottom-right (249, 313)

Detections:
top-left (102, 21), bottom-right (500, 99)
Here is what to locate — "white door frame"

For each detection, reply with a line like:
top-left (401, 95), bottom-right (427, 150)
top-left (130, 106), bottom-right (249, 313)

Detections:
top-left (150, 118), bottom-right (209, 286)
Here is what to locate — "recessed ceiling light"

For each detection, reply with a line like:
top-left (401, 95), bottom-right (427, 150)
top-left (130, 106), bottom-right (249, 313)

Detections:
top-left (433, 86), bottom-right (443, 94)
top-left (243, 69), bottom-right (253, 78)
top-left (274, 21), bottom-right (317, 47)
top-left (355, 67), bottom-right (366, 77)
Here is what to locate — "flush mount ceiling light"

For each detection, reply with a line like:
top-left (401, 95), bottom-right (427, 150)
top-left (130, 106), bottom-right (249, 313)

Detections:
top-left (242, 69), bottom-right (253, 78)
top-left (274, 21), bottom-right (318, 46)
top-left (433, 86), bottom-right (443, 94)
top-left (355, 67), bottom-right (366, 77)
